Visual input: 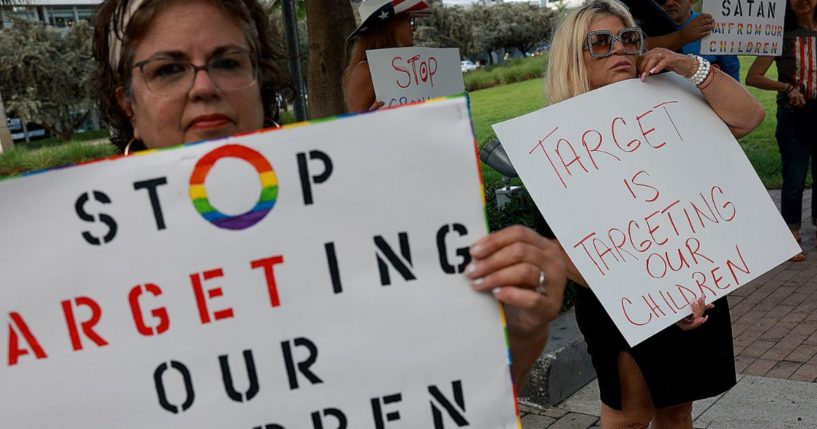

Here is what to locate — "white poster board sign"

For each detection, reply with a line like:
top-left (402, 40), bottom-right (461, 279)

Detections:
top-left (367, 47), bottom-right (465, 107)
top-left (493, 74), bottom-right (800, 346)
top-left (0, 97), bottom-right (520, 428)
top-left (701, 0), bottom-right (786, 55)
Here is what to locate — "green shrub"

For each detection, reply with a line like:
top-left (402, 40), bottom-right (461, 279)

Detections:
top-left (14, 129), bottom-right (110, 150)
top-left (465, 55), bottom-right (548, 91)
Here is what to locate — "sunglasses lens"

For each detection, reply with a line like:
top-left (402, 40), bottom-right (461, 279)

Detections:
top-left (589, 33), bottom-right (613, 56)
top-left (620, 30), bottom-right (642, 53)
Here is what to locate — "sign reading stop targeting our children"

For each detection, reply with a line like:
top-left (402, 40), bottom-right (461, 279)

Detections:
top-left (701, 0), bottom-right (786, 55)
top-left (367, 47), bottom-right (465, 108)
top-left (0, 97), bottom-right (520, 428)
top-left (493, 74), bottom-right (800, 346)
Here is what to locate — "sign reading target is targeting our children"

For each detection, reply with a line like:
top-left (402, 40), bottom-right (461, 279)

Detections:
top-left (0, 97), bottom-right (520, 428)
top-left (493, 74), bottom-right (800, 347)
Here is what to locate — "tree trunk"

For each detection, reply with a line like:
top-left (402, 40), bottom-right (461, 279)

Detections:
top-left (0, 90), bottom-right (14, 153)
top-left (304, 0), bottom-right (355, 119)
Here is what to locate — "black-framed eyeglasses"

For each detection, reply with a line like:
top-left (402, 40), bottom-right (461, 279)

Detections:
top-left (133, 49), bottom-right (257, 97)
top-left (584, 27), bottom-right (644, 58)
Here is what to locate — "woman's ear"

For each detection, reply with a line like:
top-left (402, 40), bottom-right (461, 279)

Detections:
top-left (115, 86), bottom-right (140, 139)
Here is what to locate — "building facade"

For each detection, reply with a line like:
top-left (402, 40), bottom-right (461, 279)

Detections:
top-left (1, 0), bottom-right (100, 29)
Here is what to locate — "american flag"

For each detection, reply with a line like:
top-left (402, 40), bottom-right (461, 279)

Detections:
top-left (390, 0), bottom-right (432, 17)
top-left (795, 35), bottom-right (817, 100)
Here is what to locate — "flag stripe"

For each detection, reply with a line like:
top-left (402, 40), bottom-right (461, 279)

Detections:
top-left (808, 36), bottom-right (816, 99)
top-left (798, 36), bottom-right (806, 88)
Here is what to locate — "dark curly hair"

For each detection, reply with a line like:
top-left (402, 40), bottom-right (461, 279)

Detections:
top-left (92, 0), bottom-right (288, 153)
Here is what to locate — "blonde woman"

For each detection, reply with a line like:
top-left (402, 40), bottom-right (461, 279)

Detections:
top-left (544, 1), bottom-right (763, 427)
top-left (343, 0), bottom-right (429, 112)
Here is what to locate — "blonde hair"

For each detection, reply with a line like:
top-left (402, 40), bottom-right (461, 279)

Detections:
top-left (545, 0), bottom-right (637, 104)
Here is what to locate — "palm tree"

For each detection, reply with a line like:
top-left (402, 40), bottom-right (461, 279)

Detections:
top-left (0, 0), bottom-right (30, 152)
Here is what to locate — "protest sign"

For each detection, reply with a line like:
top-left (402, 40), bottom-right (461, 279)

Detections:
top-left (701, 0), bottom-right (786, 55)
top-left (0, 97), bottom-right (520, 428)
top-left (493, 74), bottom-right (800, 346)
top-left (367, 47), bottom-right (465, 107)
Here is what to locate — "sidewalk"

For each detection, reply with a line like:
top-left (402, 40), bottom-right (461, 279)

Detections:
top-left (521, 190), bottom-right (817, 428)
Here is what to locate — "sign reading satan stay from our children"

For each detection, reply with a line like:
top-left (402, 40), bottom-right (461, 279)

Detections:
top-left (367, 47), bottom-right (465, 107)
top-left (701, 0), bottom-right (786, 55)
top-left (493, 74), bottom-right (800, 346)
top-left (0, 97), bottom-right (520, 428)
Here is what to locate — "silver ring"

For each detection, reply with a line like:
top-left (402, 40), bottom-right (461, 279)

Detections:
top-left (535, 270), bottom-right (546, 295)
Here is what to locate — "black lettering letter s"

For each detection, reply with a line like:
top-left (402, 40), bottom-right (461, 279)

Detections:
top-left (75, 190), bottom-right (117, 245)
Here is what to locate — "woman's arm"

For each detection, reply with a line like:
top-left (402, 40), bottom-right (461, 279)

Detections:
top-left (646, 14), bottom-right (715, 51)
top-left (746, 56), bottom-right (807, 107)
top-left (465, 225), bottom-right (567, 387)
top-left (745, 56), bottom-right (780, 90)
top-left (639, 48), bottom-right (765, 138)
top-left (345, 62), bottom-right (378, 113)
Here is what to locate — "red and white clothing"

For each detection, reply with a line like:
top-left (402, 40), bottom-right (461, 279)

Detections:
top-left (776, 27), bottom-right (817, 104)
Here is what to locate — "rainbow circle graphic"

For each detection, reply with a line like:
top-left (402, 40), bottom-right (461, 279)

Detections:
top-left (189, 144), bottom-right (278, 230)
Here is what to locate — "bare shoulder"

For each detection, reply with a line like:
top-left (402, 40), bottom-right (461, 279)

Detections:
top-left (346, 62), bottom-right (376, 113)
top-left (349, 61), bottom-right (372, 82)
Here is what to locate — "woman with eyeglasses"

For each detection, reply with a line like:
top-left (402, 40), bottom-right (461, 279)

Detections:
top-left (93, 0), bottom-right (285, 154)
top-left (91, 0), bottom-right (567, 391)
top-left (545, 1), bottom-right (763, 427)
top-left (343, 0), bottom-right (428, 113)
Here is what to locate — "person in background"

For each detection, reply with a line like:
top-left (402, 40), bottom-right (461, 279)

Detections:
top-left (92, 0), bottom-right (567, 388)
top-left (746, 0), bottom-right (817, 262)
top-left (619, 0), bottom-right (712, 50)
top-left (545, 0), bottom-right (764, 427)
top-left (343, 0), bottom-right (430, 113)
top-left (660, 0), bottom-right (740, 80)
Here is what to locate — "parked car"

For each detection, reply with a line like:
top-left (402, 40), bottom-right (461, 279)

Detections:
top-left (460, 60), bottom-right (478, 73)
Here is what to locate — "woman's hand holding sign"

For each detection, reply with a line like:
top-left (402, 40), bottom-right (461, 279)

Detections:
top-left (675, 296), bottom-right (715, 331)
top-left (638, 48), bottom-right (764, 138)
top-left (465, 225), bottom-right (567, 386)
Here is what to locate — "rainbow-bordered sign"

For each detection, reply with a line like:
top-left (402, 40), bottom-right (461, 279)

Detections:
top-left (189, 144), bottom-right (278, 230)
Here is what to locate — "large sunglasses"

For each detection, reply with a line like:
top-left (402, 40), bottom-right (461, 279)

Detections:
top-left (584, 27), bottom-right (645, 58)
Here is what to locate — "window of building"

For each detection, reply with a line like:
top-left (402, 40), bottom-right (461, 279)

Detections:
top-left (47, 6), bottom-right (78, 28)
top-left (1, 7), bottom-right (39, 28)
top-left (76, 7), bottom-right (95, 23)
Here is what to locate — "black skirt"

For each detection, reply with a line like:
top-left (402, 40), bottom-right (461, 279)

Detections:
top-left (574, 286), bottom-right (736, 410)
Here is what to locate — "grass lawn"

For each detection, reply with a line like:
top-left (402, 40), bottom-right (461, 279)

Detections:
top-left (735, 56), bottom-right (783, 188)
top-left (470, 55), bottom-right (788, 189)
top-left (0, 140), bottom-right (117, 178)
top-left (470, 78), bottom-right (546, 187)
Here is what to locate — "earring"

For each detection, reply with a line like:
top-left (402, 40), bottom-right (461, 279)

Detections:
top-left (124, 138), bottom-right (135, 156)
